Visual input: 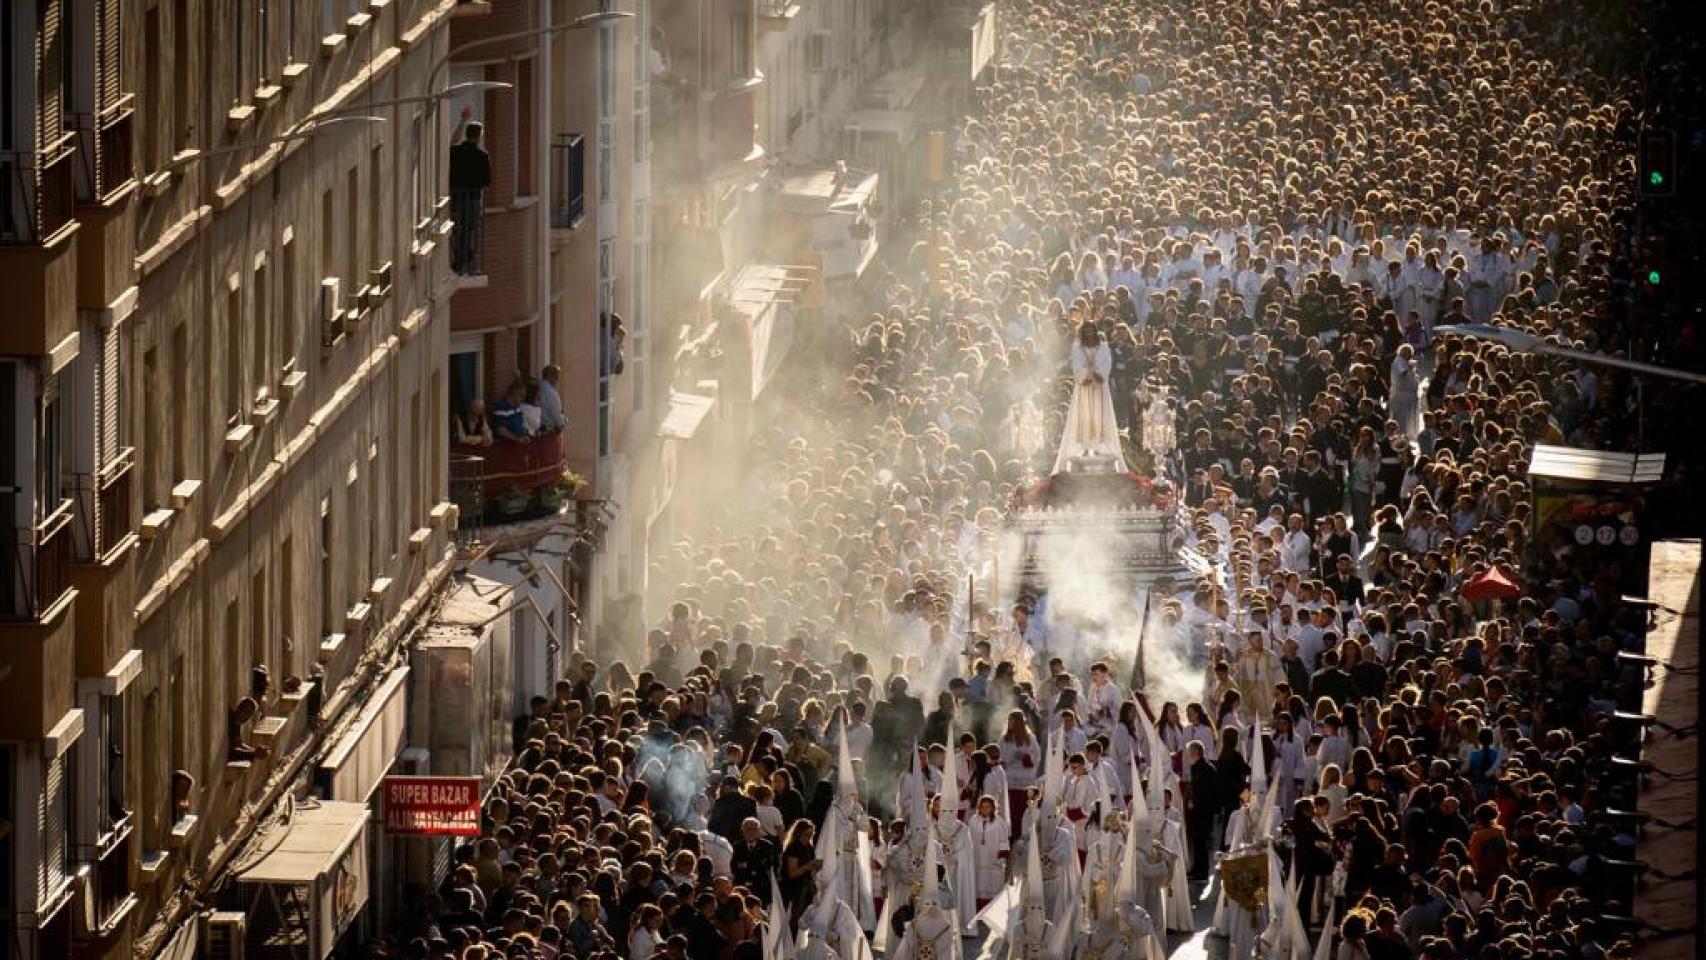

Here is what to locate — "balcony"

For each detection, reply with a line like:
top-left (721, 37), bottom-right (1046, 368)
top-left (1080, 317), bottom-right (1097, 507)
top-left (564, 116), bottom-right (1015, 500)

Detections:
top-left (72, 450), bottom-right (135, 565)
top-left (76, 813), bottom-right (138, 939)
top-left (450, 430), bottom-right (570, 527)
top-left (2, 499), bottom-right (77, 621)
top-left (72, 95), bottom-right (136, 206)
top-left (0, 132), bottom-right (79, 246)
top-left (550, 134), bottom-right (585, 230)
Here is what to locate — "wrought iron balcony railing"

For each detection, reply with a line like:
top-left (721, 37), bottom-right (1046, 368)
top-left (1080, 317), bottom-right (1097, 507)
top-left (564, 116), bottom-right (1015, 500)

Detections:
top-left (0, 132), bottom-right (78, 245)
top-left (1, 498), bottom-right (76, 620)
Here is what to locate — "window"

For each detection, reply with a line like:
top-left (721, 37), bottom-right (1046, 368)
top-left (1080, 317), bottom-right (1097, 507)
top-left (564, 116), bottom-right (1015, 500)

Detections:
top-left (225, 599), bottom-right (241, 704)
top-left (282, 229), bottom-right (297, 364)
top-left (256, 0), bottom-right (269, 83)
top-left (40, 748), bottom-right (72, 905)
top-left (38, 374), bottom-right (66, 513)
top-left (409, 112), bottom-right (424, 232)
top-left (226, 282), bottom-right (243, 424)
top-left (409, 391), bottom-right (422, 531)
top-left (143, 345), bottom-right (160, 505)
top-left (550, 134), bottom-right (585, 229)
top-left (81, 690), bottom-right (128, 843)
top-left (369, 144), bottom-right (383, 271)
top-left (449, 347), bottom-right (480, 416)
top-left (173, 0), bottom-right (190, 152)
top-left (144, 5), bottom-right (162, 167)
top-left (319, 495), bottom-right (335, 638)
top-left (430, 370), bottom-right (443, 501)
top-left (279, 535), bottom-right (295, 675)
top-left (346, 166), bottom-right (359, 286)
top-left (171, 324), bottom-right (188, 480)
top-left (251, 566), bottom-right (267, 683)
top-left (367, 439), bottom-right (380, 581)
top-left (320, 188), bottom-right (335, 280)
top-left (253, 260), bottom-right (269, 403)
top-left (729, 6), bottom-right (752, 82)
top-left (229, 0), bottom-right (245, 104)
top-left (516, 59), bottom-right (535, 196)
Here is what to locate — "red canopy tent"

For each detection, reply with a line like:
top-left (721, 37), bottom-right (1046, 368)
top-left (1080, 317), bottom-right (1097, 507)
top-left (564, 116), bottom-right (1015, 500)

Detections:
top-left (1461, 566), bottom-right (1523, 601)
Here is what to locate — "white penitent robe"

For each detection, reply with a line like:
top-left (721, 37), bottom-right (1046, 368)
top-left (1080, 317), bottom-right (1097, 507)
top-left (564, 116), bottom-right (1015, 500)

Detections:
top-left (969, 814), bottom-right (1012, 904)
top-left (890, 903), bottom-right (964, 960)
top-left (1129, 823), bottom-right (1174, 934)
top-left (1037, 819), bottom-right (1081, 925)
top-left (1005, 905), bottom-right (1054, 960)
top-left (831, 798), bottom-right (877, 932)
top-left (1053, 342), bottom-right (1129, 474)
top-left (1078, 827), bottom-right (1124, 930)
top-left (1390, 354), bottom-right (1423, 441)
top-left (937, 816), bottom-right (981, 933)
top-left (1159, 814), bottom-right (1194, 933)
top-left (803, 896), bottom-right (873, 960)
top-left (1076, 903), bottom-right (1165, 960)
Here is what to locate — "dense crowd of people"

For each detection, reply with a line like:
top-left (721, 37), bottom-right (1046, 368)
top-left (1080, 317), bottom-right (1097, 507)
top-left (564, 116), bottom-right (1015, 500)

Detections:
top-left (383, 1), bottom-right (1695, 959)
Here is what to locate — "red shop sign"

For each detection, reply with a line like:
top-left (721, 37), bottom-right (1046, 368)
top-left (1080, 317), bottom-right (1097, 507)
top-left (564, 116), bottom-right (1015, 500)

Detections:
top-left (383, 776), bottom-right (482, 836)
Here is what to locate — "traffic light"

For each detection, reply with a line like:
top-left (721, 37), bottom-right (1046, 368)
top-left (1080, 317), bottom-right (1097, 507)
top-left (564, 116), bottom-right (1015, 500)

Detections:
top-left (1639, 129), bottom-right (1676, 196)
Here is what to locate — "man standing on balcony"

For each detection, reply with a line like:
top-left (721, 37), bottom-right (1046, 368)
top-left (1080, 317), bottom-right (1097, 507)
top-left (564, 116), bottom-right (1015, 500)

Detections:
top-left (450, 106), bottom-right (491, 274)
top-left (538, 364), bottom-right (566, 434)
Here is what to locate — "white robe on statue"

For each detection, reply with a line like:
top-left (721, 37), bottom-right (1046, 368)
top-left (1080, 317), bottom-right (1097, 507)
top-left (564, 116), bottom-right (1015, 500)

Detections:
top-left (1053, 342), bottom-right (1129, 474)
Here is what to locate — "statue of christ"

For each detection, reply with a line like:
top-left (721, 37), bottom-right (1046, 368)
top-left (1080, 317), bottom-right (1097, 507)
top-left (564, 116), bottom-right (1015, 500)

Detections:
top-left (1052, 323), bottom-right (1130, 475)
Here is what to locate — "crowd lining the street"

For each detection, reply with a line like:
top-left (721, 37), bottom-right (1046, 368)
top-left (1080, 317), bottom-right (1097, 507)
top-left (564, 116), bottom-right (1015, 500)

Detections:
top-left (380, 1), bottom-right (1696, 959)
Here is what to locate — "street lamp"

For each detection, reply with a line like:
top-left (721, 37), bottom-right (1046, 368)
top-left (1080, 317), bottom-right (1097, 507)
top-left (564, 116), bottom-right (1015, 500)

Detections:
top-left (164, 115), bottom-right (387, 168)
top-left (1434, 323), bottom-right (1706, 386)
top-left (428, 11), bottom-right (635, 91)
top-left (1436, 322), bottom-right (1705, 453)
top-left (292, 80), bottom-right (516, 129)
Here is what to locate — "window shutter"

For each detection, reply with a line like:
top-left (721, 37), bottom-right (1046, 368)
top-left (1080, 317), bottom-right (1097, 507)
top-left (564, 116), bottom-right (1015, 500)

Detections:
top-left (38, 0), bottom-right (66, 146)
top-left (39, 752), bottom-right (68, 906)
top-left (98, 325), bottom-right (119, 469)
top-left (97, 0), bottom-right (122, 109)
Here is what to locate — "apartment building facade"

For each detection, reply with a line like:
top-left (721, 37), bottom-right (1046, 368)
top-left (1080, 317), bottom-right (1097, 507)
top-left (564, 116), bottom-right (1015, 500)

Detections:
top-left (2, 0), bottom-right (468, 957)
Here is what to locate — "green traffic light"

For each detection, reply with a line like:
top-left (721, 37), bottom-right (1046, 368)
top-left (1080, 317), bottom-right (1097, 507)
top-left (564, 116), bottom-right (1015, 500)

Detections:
top-left (1648, 269), bottom-right (1662, 285)
top-left (1650, 171), bottom-right (1665, 186)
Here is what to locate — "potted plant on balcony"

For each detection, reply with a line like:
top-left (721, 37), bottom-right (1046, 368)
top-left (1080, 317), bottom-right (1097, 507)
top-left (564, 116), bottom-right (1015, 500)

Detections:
top-left (498, 487), bottom-right (531, 516)
top-left (561, 469), bottom-right (589, 499)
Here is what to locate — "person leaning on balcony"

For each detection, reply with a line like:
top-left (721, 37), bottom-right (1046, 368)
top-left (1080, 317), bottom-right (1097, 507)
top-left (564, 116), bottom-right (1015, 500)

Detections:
top-left (449, 107), bottom-right (492, 273)
top-left (537, 364), bottom-right (566, 433)
top-left (492, 383), bottom-right (535, 443)
top-left (455, 398), bottom-right (495, 447)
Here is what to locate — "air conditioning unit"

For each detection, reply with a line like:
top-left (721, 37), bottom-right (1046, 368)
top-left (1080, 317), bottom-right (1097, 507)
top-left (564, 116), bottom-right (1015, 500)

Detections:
top-left (398, 746), bottom-right (431, 776)
top-left (319, 278), bottom-right (345, 350)
top-left (204, 911), bottom-right (248, 960)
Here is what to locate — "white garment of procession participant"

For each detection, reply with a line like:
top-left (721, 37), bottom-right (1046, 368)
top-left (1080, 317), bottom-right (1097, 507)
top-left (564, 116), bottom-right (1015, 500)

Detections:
top-left (1158, 783), bottom-right (1194, 934)
top-left (831, 724), bottom-right (877, 932)
top-left (805, 816), bottom-right (876, 960)
top-left (968, 802), bottom-right (1011, 908)
top-left (936, 743), bottom-right (981, 932)
top-left (888, 835), bottom-right (964, 960)
top-left (1076, 901), bottom-right (1164, 960)
top-left (1052, 337), bottom-right (1129, 474)
top-left (1078, 808), bottom-right (1125, 931)
top-left (1389, 347), bottom-right (1424, 441)
top-left (1003, 824), bottom-right (1060, 960)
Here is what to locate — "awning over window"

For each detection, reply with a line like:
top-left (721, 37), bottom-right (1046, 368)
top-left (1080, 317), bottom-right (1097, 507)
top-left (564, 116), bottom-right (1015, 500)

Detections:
top-left (235, 801), bottom-right (369, 885)
top-left (657, 392), bottom-right (716, 441)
